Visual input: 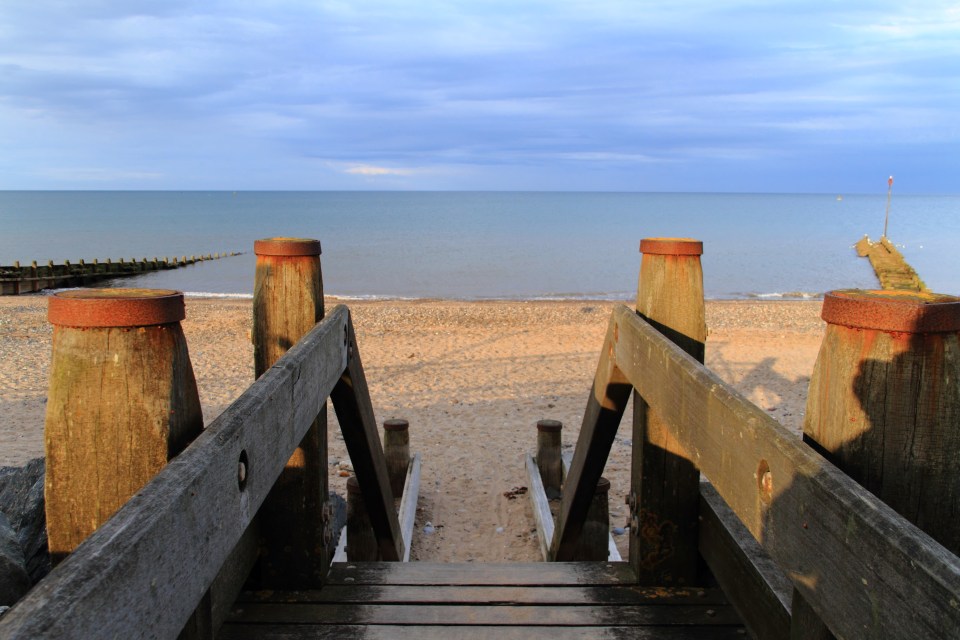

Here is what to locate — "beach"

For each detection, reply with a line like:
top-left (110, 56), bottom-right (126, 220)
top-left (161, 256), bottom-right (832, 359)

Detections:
top-left (0, 295), bottom-right (825, 562)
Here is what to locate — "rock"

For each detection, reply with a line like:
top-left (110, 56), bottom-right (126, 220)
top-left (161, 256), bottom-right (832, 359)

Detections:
top-left (612, 527), bottom-right (627, 536)
top-left (0, 458), bottom-right (50, 584)
top-left (0, 512), bottom-right (30, 605)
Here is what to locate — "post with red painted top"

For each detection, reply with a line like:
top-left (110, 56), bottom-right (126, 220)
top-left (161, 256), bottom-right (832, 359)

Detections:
top-left (44, 289), bottom-right (203, 564)
top-left (630, 238), bottom-right (706, 586)
top-left (252, 237), bottom-right (331, 588)
top-left (793, 289), bottom-right (960, 638)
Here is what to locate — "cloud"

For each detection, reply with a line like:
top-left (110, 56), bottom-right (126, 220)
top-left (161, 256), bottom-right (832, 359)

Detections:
top-left (343, 165), bottom-right (416, 176)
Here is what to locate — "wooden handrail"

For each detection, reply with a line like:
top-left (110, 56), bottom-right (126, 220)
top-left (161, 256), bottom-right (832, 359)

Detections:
top-left (557, 304), bottom-right (960, 638)
top-left (0, 305), bottom-right (404, 638)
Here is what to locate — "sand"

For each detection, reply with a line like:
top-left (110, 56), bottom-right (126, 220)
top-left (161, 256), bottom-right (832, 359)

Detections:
top-left (0, 295), bottom-right (825, 562)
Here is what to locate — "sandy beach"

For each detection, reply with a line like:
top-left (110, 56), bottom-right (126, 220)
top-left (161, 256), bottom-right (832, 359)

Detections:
top-left (0, 295), bottom-right (825, 562)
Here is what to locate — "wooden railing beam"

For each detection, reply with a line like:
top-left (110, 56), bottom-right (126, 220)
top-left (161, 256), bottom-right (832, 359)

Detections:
top-left (0, 307), bottom-right (350, 640)
top-left (608, 303), bottom-right (960, 639)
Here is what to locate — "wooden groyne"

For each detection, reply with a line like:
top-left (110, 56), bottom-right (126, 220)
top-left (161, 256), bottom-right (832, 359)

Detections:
top-left (855, 235), bottom-right (927, 292)
top-left (0, 252), bottom-right (241, 296)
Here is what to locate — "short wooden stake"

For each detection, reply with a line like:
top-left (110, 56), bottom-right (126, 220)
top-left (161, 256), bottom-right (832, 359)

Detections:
top-left (573, 477), bottom-right (611, 561)
top-left (383, 419), bottom-right (410, 499)
top-left (536, 419), bottom-right (563, 499)
top-left (631, 238), bottom-right (705, 586)
top-left (346, 476), bottom-right (379, 561)
top-left (44, 289), bottom-right (203, 565)
top-left (252, 237), bottom-right (330, 588)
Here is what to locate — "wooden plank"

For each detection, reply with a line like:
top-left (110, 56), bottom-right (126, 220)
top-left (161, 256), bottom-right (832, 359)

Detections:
top-left (608, 304), bottom-right (960, 639)
top-left (561, 453), bottom-right (621, 562)
top-left (227, 602), bottom-right (740, 626)
top-left (0, 307), bottom-right (350, 640)
top-left (325, 562), bottom-right (637, 586)
top-left (330, 315), bottom-right (404, 562)
top-left (219, 624), bottom-right (748, 640)
top-left (525, 453), bottom-right (554, 561)
top-left (699, 480), bottom-right (791, 640)
top-left (209, 519), bottom-right (262, 633)
top-left (550, 324), bottom-right (632, 561)
top-left (238, 584), bottom-right (730, 606)
top-left (398, 453), bottom-right (422, 562)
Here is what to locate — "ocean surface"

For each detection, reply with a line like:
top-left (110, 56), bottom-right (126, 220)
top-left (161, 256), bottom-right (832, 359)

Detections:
top-left (2, 191), bottom-right (957, 300)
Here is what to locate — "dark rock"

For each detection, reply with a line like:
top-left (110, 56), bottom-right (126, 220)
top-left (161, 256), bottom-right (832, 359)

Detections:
top-left (0, 512), bottom-right (30, 605)
top-left (0, 458), bottom-right (50, 584)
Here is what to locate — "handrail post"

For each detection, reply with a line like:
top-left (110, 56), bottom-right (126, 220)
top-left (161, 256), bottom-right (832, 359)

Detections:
top-left (630, 238), bottom-right (706, 585)
top-left (253, 237), bottom-right (331, 588)
top-left (383, 419), bottom-right (410, 499)
top-left (793, 289), bottom-right (960, 637)
top-left (536, 419), bottom-right (563, 499)
top-left (44, 289), bottom-right (203, 565)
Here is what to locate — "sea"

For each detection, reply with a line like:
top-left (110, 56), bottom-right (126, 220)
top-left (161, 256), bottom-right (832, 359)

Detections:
top-left (1, 191), bottom-right (957, 300)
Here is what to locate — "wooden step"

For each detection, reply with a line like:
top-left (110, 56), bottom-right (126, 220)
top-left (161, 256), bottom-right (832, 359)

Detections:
top-left (220, 562), bottom-right (746, 639)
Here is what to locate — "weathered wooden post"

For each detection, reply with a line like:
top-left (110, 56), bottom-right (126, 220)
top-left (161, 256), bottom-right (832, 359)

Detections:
top-left (44, 289), bottom-right (203, 565)
top-left (792, 289), bottom-right (960, 639)
top-left (631, 238), bottom-right (706, 585)
top-left (252, 237), bottom-right (330, 588)
top-left (536, 419), bottom-right (563, 499)
top-left (573, 477), bottom-right (611, 561)
top-left (383, 419), bottom-right (410, 499)
top-left (346, 476), bottom-right (379, 561)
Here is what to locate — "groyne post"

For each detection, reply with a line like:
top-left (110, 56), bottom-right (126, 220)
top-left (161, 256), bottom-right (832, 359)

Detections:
top-left (43, 289), bottom-right (203, 565)
top-left (536, 419), bottom-right (563, 498)
top-left (631, 238), bottom-right (706, 585)
top-left (346, 476), bottom-right (379, 561)
top-left (573, 477), bottom-right (611, 561)
top-left (252, 237), bottom-right (330, 588)
top-left (793, 289), bottom-right (960, 638)
top-left (383, 419), bottom-right (410, 499)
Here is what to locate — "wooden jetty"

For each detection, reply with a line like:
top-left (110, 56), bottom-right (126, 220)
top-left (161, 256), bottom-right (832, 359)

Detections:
top-left (0, 252), bottom-right (241, 296)
top-left (2, 236), bottom-right (960, 639)
top-left (855, 235), bottom-right (927, 291)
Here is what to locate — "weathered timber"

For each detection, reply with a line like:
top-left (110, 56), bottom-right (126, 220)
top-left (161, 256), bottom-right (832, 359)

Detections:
top-left (329, 314), bottom-right (404, 562)
top-left (550, 332), bottom-right (631, 561)
top-left (0, 307), bottom-right (350, 640)
top-left (699, 480), bottom-right (791, 640)
top-left (397, 453), bottom-right (421, 562)
top-left (573, 476), bottom-right (611, 561)
top-left (346, 476), bottom-right (379, 561)
top-left (632, 237), bottom-right (706, 586)
top-left (855, 235), bottom-right (927, 292)
top-left (252, 237), bottom-right (330, 588)
top-left (43, 289), bottom-right (203, 565)
top-left (0, 252), bottom-right (240, 296)
top-left (383, 418), bottom-right (410, 499)
top-left (797, 289), bottom-right (960, 637)
top-left (536, 419), bottom-right (563, 497)
top-left (223, 563), bottom-right (742, 639)
top-left (219, 624), bottom-right (746, 639)
top-left (525, 453), bottom-right (555, 561)
top-left (561, 452), bottom-right (621, 561)
top-left (804, 289), bottom-right (960, 554)
top-left (604, 303), bottom-right (960, 639)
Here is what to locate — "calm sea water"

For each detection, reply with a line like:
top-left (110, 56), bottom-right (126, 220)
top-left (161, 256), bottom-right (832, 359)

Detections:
top-left (1, 191), bottom-right (957, 299)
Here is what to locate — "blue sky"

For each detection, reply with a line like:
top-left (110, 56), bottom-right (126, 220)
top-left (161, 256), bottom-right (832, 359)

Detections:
top-left (1, 1), bottom-right (958, 192)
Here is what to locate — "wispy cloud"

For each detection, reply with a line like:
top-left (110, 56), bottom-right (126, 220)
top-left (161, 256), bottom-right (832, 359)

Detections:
top-left (344, 165), bottom-right (416, 176)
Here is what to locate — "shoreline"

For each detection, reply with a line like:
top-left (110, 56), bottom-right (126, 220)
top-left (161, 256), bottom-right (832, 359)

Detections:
top-left (0, 295), bottom-right (825, 561)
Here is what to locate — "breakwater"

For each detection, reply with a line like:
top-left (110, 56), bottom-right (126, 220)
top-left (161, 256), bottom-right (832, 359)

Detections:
top-left (855, 236), bottom-right (928, 292)
top-left (0, 252), bottom-right (241, 295)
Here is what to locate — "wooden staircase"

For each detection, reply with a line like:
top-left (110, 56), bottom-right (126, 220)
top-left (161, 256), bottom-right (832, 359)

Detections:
top-left (222, 562), bottom-right (744, 639)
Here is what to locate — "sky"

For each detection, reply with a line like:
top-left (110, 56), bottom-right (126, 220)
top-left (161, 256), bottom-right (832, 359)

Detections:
top-left (1, 1), bottom-right (958, 192)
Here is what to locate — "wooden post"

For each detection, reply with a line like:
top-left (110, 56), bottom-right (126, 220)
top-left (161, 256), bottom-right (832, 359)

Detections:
top-left (794, 289), bottom-right (960, 638)
top-left (536, 419), bottom-right (563, 499)
top-left (573, 477), bottom-right (611, 561)
top-left (383, 419), bottom-right (410, 499)
top-left (346, 476), bottom-right (380, 561)
top-left (252, 237), bottom-right (330, 588)
top-left (44, 289), bottom-right (203, 565)
top-left (631, 238), bottom-right (705, 586)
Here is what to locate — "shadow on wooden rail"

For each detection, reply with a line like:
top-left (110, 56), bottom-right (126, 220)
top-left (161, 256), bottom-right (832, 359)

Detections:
top-left (554, 303), bottom-right (960, 639)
